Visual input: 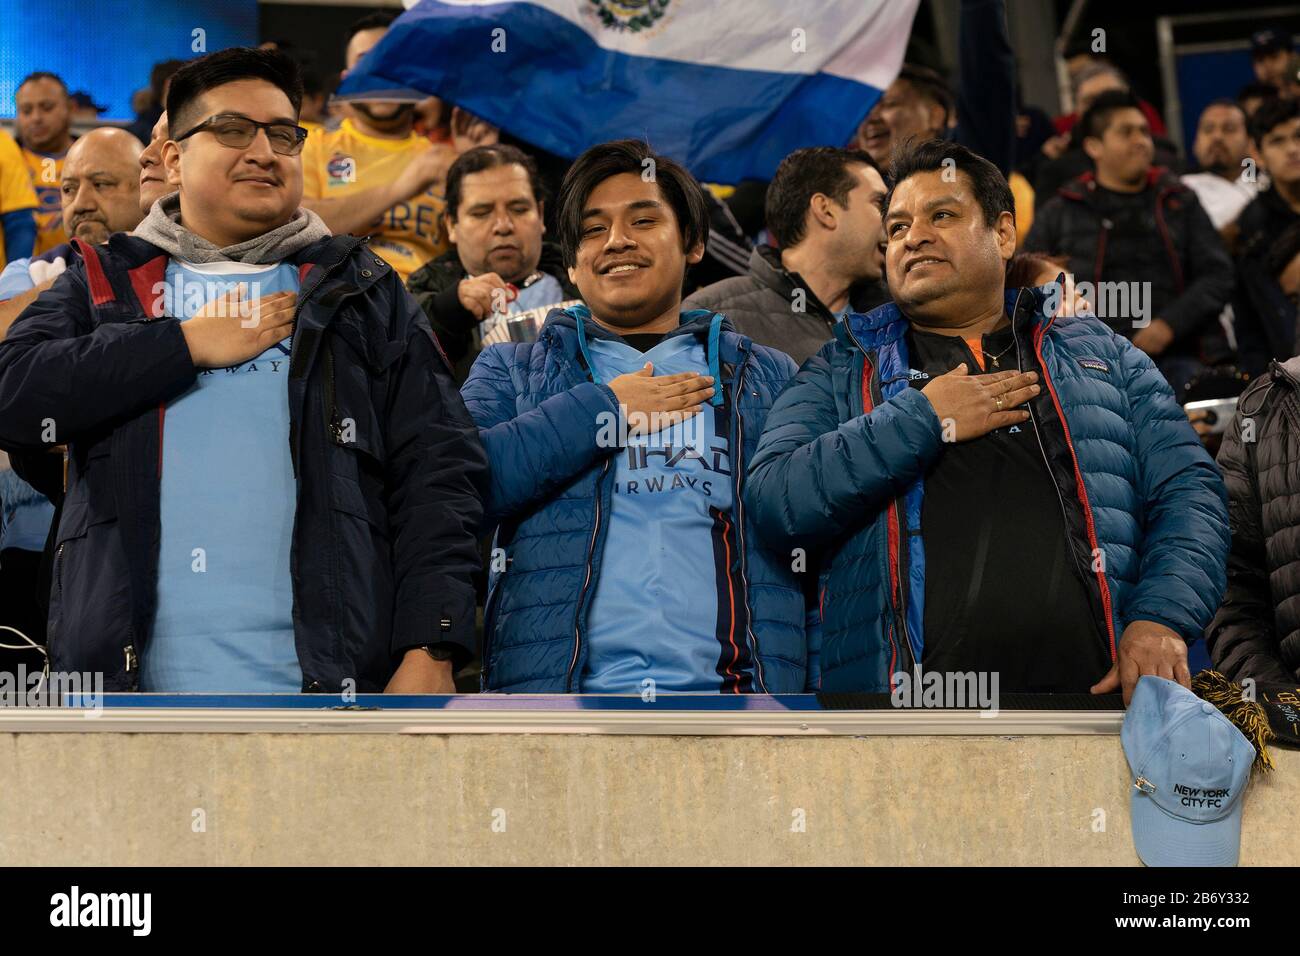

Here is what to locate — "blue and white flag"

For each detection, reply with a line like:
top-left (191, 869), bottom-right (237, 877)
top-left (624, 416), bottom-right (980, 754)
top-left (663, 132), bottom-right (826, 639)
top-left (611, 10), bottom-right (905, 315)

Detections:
top-left (337, 0), bottom-right (919, 182)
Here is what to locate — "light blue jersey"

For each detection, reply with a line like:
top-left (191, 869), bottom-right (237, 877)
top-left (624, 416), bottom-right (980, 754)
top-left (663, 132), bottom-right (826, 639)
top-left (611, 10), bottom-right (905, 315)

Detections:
top-left (142, 259), bottom-right (300, 692)
top-left (581, 332), bottom-right (739, 694)
top-left (511, 273), bottom-right (564, 313)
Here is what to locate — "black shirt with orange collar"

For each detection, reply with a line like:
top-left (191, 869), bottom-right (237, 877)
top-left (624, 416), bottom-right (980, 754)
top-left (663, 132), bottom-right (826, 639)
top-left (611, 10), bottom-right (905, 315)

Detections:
top-left (905, 323), bottom-right (1111, 693)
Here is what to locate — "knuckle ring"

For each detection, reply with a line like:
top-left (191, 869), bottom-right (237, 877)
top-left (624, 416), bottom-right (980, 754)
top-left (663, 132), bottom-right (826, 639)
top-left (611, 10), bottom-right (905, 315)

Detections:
top-left (994, 395), bottom-right (1004, 411)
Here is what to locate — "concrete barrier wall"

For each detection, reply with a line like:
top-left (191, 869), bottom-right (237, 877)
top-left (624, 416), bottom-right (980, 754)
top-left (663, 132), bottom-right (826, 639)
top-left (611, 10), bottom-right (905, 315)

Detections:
top-left (1, 732), bottom-right (1294, 865)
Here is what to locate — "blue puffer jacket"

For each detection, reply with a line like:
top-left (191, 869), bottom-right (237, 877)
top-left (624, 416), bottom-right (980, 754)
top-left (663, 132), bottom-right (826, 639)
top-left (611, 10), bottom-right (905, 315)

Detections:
top-left (462, 305), bottom-right (809, 692)
top-left (746, 286), bottom-right (1230, 693)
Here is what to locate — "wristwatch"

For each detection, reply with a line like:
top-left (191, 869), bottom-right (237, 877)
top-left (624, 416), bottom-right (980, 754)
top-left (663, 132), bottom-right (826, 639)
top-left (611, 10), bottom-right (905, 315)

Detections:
top-left (420, 644), bottom-right (458, 662)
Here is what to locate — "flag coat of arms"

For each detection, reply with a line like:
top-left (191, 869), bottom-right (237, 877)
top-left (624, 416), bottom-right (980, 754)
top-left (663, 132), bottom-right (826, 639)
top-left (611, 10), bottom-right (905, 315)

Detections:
top-left (338, 0), bottom-right (920, 181)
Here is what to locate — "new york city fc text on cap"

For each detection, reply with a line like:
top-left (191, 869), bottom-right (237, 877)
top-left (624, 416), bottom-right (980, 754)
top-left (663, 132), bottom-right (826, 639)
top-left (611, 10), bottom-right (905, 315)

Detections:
top-left (1121, 675), bottom-right (1256, 867)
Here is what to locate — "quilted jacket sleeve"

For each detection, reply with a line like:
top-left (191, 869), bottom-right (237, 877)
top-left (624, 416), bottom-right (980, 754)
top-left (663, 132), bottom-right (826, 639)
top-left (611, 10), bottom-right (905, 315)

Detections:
top-left (745, 346), bottom-right (945, 554)
top-left (1117, 338), bottom-right (1230, 641)
top-left (1206, 393), bottom-right (1296, 683)
top-left (461, 343), bottom-right (621, 528)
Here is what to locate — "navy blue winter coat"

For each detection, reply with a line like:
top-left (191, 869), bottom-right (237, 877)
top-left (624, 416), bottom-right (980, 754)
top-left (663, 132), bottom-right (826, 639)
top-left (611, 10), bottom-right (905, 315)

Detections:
top-left (0, 234), bottom-right (487, 691)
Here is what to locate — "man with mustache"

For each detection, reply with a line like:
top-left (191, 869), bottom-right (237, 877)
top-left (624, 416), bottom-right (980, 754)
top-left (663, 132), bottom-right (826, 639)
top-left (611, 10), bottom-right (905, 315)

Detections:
top-left (0, 126), bottom-right (144, 667)
top-left (408, 144), bottom-right (579, 382)
top-left (1182, 100), bottom-right (1260, 233)
top-left (0, 48), bottom-right (486, 693)
top-left (462, 139), bottom-right (810, 694)
top-left (747, 139), bottom-right (1228, 703)
top-left (299, 11), bottom-right (457, 282)
top-left (0, 128), bottom-right (145, 336)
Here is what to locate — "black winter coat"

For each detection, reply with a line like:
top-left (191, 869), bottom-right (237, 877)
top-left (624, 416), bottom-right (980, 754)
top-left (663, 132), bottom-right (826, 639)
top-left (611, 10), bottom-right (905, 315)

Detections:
top-left (407, 241), bottom-right (578, 384)
top-left (1207, 357), bottom-right (1300, 683)
top-left (0, 233), bottom-right (488, 691)
top-left (1025, 169), bottom-right (1235, 361)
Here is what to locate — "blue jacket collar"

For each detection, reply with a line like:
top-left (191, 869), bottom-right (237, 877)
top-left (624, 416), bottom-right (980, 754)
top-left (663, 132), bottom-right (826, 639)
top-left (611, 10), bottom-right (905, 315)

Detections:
top-left (543, 302), bottom-right (750, 363)
top-left (839, 286), bottom-right (1053, 353)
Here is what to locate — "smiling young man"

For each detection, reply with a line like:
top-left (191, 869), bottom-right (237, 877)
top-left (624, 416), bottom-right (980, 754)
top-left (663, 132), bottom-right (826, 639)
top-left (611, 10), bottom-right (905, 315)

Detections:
top-left (0, 48), bottom-right (486, 693)
top-left (461, 139), bottom-right (810, 694)
top-left (746, 139), bottom-right (1229, 703)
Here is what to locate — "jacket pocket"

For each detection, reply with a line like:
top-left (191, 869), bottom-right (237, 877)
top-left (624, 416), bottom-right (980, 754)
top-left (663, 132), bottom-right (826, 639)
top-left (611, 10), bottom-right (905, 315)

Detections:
top-left (328, 471), bottom-right (387, 534)
top-left (48, 495), bottom-right (122, 673)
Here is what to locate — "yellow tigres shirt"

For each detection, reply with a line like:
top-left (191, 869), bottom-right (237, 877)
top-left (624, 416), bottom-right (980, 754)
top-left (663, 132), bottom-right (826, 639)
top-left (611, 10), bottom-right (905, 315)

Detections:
top-left (301, 118), bottom-right (448, 283)
top-left (0, 129), bottom-right (38, 263)
top-left (21, 145), bottom-right (68, 256)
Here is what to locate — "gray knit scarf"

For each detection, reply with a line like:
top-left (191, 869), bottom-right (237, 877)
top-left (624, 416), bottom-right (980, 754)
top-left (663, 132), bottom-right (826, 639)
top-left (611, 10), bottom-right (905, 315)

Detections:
top-left (134, 192), bottom-right (330, 264)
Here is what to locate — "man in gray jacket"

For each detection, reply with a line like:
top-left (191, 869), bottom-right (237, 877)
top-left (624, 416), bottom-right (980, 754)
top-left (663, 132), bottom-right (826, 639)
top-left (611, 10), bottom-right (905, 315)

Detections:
top-left (684, 147), bottom-right (888, 366)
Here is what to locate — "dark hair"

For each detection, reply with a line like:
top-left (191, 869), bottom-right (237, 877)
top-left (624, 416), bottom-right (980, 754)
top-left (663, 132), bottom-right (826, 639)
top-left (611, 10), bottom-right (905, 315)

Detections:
top-left (345, 11), bottom-right (398, 55)
top-left (445, 144), bottom-right (545, 222)
top-left (300, 69), bottom-right (326, 99)
top-left (1062, 36), bottom-right (1103, 62)
top-left (897, 64), bottom-right (954, 127)
top-left (883, 139), bottom-right (1014, 229)
top-left (1239, 81), bottom-right (1280, 103)
top-left (149, 59), bottom-right (186, 109)
top-left (1251, 95), bottom-right (1300, 143)
top-left (167, 48), bottom-right (304, 136)
top-left (765, 146), bottom-right (880, 248)
top-left (1266, 222), bottom-right (1300, 279)
top-left (556, 139), bottom-right (709, 269)
top-left (1079, 89), bottom-right (1144, 141)
top-left (16, 71), bottom-right (67, 97)
top-left (1199, 97), bottom-right (1248, 125)
top-left (1005, 251), bottom-right (1068, 288)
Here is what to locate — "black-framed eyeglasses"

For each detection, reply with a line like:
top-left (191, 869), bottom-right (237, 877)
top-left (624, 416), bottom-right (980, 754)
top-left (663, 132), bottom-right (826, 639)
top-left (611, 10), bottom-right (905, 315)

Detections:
top-left (175, 113), bottom-right (308, 156)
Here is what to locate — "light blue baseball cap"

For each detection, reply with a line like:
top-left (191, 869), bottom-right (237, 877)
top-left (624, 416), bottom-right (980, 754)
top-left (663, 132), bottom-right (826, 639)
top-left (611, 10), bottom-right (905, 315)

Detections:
top-left (1120, 676), bottom-right (1256, 867)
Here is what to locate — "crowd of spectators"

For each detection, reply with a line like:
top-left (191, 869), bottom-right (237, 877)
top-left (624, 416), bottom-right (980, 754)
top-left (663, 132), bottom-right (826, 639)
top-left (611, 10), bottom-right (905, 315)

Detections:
top-left (1, 9), bottom-right (1299, 700)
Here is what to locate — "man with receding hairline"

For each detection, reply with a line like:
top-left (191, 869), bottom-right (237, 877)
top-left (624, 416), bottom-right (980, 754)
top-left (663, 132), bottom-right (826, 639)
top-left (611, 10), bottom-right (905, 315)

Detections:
top-left (0, 127), bottom-right (144, 336)
top-left (748, 139), bottom-right (1228, 704)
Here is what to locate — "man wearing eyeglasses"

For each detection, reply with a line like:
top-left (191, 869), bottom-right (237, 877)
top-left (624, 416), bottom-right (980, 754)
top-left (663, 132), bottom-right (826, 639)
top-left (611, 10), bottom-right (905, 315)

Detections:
top-left (0, 48), bottom-right (487, 694)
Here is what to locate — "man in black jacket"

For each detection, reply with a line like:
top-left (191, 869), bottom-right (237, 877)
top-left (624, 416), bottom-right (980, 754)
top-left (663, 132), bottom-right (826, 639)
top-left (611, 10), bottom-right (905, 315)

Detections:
top-left (1026, 90), bottom-right (1235, 400)
top-left (1208, 360), bottom-right (1300, 683)
top-left (0, 48), bottom-right (487, 693)
top-left (1223, 98), bottom-right (1300, 377)
top-left (1236, 97), bottom-right (1300, 264)
top-left (683, 147), bottom-right (888, 367)
top-left (407, 143), bottom-right (579, 382)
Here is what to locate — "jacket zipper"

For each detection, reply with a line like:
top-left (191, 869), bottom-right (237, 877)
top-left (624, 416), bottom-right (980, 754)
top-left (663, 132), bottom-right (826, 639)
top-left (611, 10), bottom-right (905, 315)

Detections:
top-left (323, 336), bottom-right (343, 442)
top-left (480, 566), bottom-right (504, 688)
top-left (853, 349), bottom-right (909, 687)
top-left (1019, 294), bottom-right (1118, 661)
top-left (1153, 189), bottom-right (1185, 294)
top-left (729, 359), bottom-right (769, 693)
top-left (566, 458), bottom-right (610, 691)
top-left (289, 240), bottom-right (363, 471)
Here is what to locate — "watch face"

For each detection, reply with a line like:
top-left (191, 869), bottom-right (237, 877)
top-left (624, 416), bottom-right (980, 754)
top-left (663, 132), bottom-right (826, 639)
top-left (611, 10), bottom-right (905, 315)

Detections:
top-left (423, 645), bottom-right (455, 661)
